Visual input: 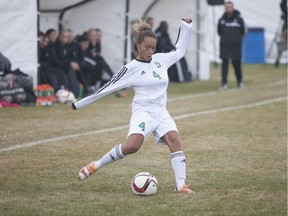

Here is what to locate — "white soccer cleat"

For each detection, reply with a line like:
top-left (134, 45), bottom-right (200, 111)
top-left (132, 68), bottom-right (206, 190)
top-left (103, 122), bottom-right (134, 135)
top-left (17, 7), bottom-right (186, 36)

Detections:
top-left (78, 161), bottom-right (97, 181)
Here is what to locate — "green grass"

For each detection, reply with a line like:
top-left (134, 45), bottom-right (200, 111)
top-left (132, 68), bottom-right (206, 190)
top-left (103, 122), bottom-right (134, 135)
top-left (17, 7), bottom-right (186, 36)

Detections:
top-left (0, 64), bottom-right (287, 216)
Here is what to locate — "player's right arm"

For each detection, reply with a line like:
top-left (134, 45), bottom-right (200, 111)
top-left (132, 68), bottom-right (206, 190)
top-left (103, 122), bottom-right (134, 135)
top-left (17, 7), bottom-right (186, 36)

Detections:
top-left (72, 66), bottom-right (131, 109)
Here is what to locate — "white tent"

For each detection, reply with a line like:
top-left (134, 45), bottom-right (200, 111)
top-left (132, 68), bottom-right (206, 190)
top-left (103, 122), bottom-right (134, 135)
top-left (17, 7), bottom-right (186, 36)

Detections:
top-left (0, 0), bottom-right (38, 84)
top-left (0, 0), bottom-right (286, 86)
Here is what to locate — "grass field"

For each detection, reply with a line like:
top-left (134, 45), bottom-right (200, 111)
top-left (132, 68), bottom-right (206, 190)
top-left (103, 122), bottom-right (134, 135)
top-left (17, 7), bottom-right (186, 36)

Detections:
top-left (0, 64), bottom-right (287, 216)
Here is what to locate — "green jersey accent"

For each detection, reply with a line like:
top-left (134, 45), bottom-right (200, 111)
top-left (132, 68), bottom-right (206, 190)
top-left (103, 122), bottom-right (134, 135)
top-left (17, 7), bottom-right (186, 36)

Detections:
top-left (138, 122), bottom-right (146, 132)
top-left (153, 71), bottom-right (162, 80)
top-left (155, 61), bottom-right (161, 68)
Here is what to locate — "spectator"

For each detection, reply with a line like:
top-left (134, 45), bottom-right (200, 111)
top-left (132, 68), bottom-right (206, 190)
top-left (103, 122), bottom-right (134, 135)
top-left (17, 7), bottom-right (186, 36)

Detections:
top-left (88, 28), bottom-right (113, 90)
top-left (72, 34), bottom-right (94, 94)
top-left (46, 28), bottom-right (58, 45)
top-left (155, 21), bottom-right (191, 82)
top-left (67, 29), bottom-right (79, 60)
top-left (88, 28), bottom-right (102, 56)
top-left (46, 30), bottom-right (80, 97)
top-left (155, 21), bottom-right (175, 53)
top-left (218, 1), bottom-right (246, 89)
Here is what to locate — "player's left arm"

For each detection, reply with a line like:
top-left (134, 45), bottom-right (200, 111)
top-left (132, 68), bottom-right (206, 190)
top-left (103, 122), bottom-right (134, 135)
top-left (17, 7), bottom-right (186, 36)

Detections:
top-left (161, 19), bottom-right (193, 68)
top-left (71, 66), bottom-right (131, 110)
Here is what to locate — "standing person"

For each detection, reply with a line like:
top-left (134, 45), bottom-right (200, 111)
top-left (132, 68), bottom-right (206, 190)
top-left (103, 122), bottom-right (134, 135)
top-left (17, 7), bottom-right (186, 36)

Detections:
top-left (71, 18), bottom-right (194, 193)
top-left (218, 1), bottom-right (246, 90)
top-left (155, 21), bottom-right (175, 53)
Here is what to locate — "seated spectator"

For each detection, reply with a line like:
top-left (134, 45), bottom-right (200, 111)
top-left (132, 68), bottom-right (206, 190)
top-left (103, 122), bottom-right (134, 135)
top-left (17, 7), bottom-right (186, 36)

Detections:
top-left (88, 28), bottom-right (113, 90)
top-left (69, 34), bottom-right (92, 95)
top-left (45, 30), bottom-right (80, 97)
top-left (46, 28), bottom-right (58, 46)
top-left (67, 28), bottom-right (79, 60)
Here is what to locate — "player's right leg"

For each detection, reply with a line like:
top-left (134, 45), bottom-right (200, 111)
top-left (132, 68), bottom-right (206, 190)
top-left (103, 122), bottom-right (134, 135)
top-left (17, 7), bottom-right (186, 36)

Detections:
top-left (78, 134), bottom-right (144, 180)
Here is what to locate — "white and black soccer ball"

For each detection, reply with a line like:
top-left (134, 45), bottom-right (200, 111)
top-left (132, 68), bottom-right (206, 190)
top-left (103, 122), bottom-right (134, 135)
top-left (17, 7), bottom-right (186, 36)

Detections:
top-left (55, 89), bottom-right (75, 104)
top-left (131, 172), bottom-right (158, 196)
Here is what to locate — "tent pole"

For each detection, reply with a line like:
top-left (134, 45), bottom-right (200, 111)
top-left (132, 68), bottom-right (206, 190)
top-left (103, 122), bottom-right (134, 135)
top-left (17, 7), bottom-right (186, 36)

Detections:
top-left (196, 0), bottom-right (200, 79)
top-left (124, 0), bottom-right (130, 65)
top-left (37, 0), bottom-right (40, 85)
top-left (212, 6), bottom-right (218, 68)
top-left (141, 0), bottom-right (159, 20)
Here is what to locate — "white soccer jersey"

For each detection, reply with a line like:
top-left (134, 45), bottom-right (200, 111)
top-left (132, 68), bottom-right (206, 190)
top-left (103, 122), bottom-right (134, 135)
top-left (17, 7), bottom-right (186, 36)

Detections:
top-left (74, 20), bottom-right (193, 110)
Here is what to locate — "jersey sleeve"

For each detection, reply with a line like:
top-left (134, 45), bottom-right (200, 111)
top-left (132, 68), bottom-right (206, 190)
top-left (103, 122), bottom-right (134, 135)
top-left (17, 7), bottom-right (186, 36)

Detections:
top-left (73, 66), bottom-right (131, 109)
top-left (161, 20), bottom-right (193, 68)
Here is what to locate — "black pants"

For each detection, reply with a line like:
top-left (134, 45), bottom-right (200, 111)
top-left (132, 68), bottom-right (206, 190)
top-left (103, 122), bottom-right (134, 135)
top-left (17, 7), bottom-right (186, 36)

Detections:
top-left (221, 59), bottom-right (243, 86)
top-left (46, 67), bottom-right (80, 97)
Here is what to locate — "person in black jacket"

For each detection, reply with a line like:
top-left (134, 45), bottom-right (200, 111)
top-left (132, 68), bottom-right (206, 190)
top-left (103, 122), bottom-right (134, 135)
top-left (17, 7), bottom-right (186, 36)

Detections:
top-left (46, 30), bottom-right (80, 96)
top-left (218, 1), bottom-right (246, 89)
top-left (88, 28), bottom-right (113, 90)
top-left (73, 34), bottom-right (96, 94)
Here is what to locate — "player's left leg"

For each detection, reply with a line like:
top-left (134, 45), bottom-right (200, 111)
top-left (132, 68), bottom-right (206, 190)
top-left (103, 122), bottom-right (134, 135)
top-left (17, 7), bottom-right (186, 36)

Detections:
top-left (161, 131), bottom-right (194, 193)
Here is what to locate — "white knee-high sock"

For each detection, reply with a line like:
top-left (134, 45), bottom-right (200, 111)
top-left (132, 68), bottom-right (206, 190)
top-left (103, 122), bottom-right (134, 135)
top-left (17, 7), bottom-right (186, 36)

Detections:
top-left (94, 144), bottom-right (124, 169)
top-left (171, 151), bottom-right (186, 191)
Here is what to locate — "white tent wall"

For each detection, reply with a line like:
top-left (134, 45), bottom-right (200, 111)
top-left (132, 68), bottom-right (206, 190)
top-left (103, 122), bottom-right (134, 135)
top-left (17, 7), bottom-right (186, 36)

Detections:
top-left (40, 13), bottom-right (59, 33)
top-left (0, 0), bottom-right (38, 86)
top-left (207, 0), bottom-right (287, 64)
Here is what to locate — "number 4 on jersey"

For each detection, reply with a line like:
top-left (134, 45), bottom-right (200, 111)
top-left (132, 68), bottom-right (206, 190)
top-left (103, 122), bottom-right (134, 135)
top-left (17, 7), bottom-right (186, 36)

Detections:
top-left (153, 71), bottom-right (162, 80)
top-left (138, 122), bottom-right (145, 132)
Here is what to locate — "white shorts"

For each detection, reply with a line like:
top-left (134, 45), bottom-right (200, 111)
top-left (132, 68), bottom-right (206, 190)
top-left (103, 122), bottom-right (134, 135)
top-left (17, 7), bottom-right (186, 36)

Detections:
top-left (127, 105), bottom-right (178, 144)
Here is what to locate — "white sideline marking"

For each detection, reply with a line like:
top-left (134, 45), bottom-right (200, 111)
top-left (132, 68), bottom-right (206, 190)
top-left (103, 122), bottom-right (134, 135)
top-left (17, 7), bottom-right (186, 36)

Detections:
top-left (168, 80), bottom-right (286, 102)
top-left (0, 125), bottom-right (129, 153)
top-left (0, 96), bottom-right (286, 153)
top-left (173, 96), bottom-right (287, 120)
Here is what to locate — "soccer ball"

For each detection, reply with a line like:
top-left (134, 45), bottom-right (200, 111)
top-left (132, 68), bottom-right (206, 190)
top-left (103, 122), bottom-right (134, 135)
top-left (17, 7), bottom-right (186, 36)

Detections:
top-left (55, 89), bottom-right (75, 104)
top-left (131, 172), bottom-right (158, 196)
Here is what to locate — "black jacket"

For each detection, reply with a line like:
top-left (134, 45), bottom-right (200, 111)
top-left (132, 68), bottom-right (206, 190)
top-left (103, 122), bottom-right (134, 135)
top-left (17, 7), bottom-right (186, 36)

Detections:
top-left (46, 41), bottom-right (71, 71)
top-left (218, 9), bottom-right (245, 60)
top-left (155, 29), bottom-right (175, 53)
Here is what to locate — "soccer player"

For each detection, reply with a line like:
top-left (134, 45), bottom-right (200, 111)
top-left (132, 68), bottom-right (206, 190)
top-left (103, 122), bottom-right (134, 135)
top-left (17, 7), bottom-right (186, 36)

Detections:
top-left (71, 18), bottom-right (194, 193)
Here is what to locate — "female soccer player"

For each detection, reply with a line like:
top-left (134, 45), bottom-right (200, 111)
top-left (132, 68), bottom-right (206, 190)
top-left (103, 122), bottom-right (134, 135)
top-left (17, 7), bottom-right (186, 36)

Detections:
top-left (71, 18), bottom-right (194, 193)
